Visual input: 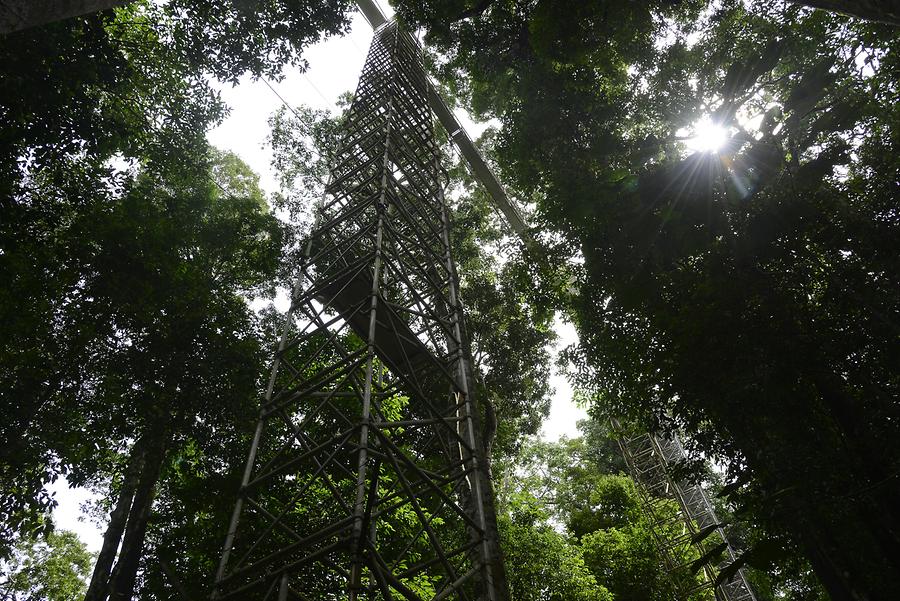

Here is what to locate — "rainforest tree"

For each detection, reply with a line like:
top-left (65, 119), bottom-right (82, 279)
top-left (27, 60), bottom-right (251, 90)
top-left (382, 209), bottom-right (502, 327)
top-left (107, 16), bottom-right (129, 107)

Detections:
top-left (0, 0), bottom-right (349, 594)
top-left (1, 530), bottom-right (95, 601)
top-left (3, 0), bottom-right (898, 599)
top-left (393, 1), bottom-right (900, 599)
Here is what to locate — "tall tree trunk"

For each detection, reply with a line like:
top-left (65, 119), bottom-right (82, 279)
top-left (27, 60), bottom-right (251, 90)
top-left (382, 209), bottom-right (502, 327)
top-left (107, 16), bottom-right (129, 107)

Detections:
top-left (789, 0), bottom-right (900, 26)
top-left (0, 0), bottom-right (132, 34)
top-left (107, 427), bottom-right (171, 601)
top-left (159, 559), bottom-right (192, 601)
top-left (84, 436), bottom-right (147, 601)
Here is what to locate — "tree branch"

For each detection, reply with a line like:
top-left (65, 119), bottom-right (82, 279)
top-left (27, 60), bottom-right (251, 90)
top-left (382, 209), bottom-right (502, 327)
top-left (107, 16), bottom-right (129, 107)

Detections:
top-left (788, 0), bottom-right (900, 26)
top-left (452, 0), bottom-right (493, 23)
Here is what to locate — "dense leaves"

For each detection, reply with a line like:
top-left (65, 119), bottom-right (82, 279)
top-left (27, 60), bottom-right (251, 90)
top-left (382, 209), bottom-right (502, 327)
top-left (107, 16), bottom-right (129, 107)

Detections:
top-left (495, 422), bottom-right (712, 601)
top-left (3, 0), bottom-right (899, 599)
top-left (158, 0), bottom-right (354, 83)
top-left (0, 0), bottom-right (349, 594)
top-left (0, 530), bottom-right (95, 601)
top-left (395, 1), bottom-right (900, 599)
top-left (499, 496), bottom-right (611, 601)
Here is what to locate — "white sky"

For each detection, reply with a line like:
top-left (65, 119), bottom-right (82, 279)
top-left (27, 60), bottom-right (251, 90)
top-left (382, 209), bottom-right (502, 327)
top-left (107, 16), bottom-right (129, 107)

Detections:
top-left (52, 2), bottom-right (585, 554)
top-left (542, 317), bottom-right (586, 441)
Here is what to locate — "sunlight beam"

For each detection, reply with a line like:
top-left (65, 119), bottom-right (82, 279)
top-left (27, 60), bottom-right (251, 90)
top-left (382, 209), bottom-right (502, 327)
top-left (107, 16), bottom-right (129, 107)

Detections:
top-left (684, 117), bottom-right (728, 153)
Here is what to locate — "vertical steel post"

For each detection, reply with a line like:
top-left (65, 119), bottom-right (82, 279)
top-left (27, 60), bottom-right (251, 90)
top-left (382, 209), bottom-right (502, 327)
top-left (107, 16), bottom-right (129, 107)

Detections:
top-left (349, 90), bottom-right (394, 598)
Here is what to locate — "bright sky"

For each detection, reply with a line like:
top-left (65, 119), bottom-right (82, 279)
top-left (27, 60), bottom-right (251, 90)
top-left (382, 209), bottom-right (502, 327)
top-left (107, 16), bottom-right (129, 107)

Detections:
top-left (542, 318), bottom-right (586, 440)
top-left (52, 2), bottom-right (585, 554)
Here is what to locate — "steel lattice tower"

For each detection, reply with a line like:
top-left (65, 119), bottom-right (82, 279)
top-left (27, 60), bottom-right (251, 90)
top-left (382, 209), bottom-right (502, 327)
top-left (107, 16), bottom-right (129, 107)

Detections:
top-left (212, 22), bottom-right (508, 601)
top-left (615, 423), bottom-right (756, 601)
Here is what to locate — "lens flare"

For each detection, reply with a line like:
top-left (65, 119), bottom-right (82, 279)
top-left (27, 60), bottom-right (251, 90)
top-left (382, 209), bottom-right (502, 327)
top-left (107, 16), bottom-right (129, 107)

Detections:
top-left (686, 117), bottom-right (728, 153)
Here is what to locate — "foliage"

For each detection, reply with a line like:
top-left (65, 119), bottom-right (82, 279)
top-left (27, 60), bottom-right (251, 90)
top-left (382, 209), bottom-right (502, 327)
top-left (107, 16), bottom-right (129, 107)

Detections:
top-left (0, 0), bottom-right (355, 201)
top-left (267, 102), bottom-right (346, 277)
top-left (0, 0), bottom-right (351, 583)
top-left (0, 136), bottom-right (280, 543)
top-left (395, 0), bottom-right (900, 598)
top-left (157, 0), bottom-right (354, 83)
top-left (496, 423), bottom-right (713, 601)
top-left (0, 4), bottom-right (218, 201)
top-left (1, 530), bottom-right (95, 601)
top-left (499, 494), bottom-right (611, 601)
top-left (452, 209), bottom-right (557, 462)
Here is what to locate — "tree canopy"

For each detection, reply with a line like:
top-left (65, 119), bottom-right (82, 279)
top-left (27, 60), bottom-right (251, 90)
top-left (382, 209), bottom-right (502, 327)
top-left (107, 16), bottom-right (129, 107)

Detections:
top-left (1, 530), bottom-right (95, 601)
top-left (2, 0), bottom-right (899, 600)
top-left (0, 1), bottom-right (348, 596)
top-left (393, 1), bottom-right (900, 599)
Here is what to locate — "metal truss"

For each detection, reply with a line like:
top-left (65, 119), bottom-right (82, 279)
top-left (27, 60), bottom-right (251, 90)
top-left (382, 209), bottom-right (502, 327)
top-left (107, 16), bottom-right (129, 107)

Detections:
top-left (212, 22), bottom-right (508, 601)
top-left (615, 423), bottom-right (756, 601)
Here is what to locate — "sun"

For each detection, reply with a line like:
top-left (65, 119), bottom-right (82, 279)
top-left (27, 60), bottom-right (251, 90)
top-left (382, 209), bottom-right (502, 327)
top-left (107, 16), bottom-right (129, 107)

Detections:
top-left (684, 117), bottom-right (728, 153)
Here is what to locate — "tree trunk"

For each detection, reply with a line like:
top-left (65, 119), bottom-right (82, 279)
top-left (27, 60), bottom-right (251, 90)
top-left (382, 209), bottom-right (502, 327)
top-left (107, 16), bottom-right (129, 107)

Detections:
top-left (789, 0), bottom-right (900, 25)
top-left (0, 0), bottom-right (132, 34)
top-left (107, 427), bottom-right (171, 601)
top-left (84, 436), bottom-right (147, 601)
top-left (159, 559), bottom-right (192, 601)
